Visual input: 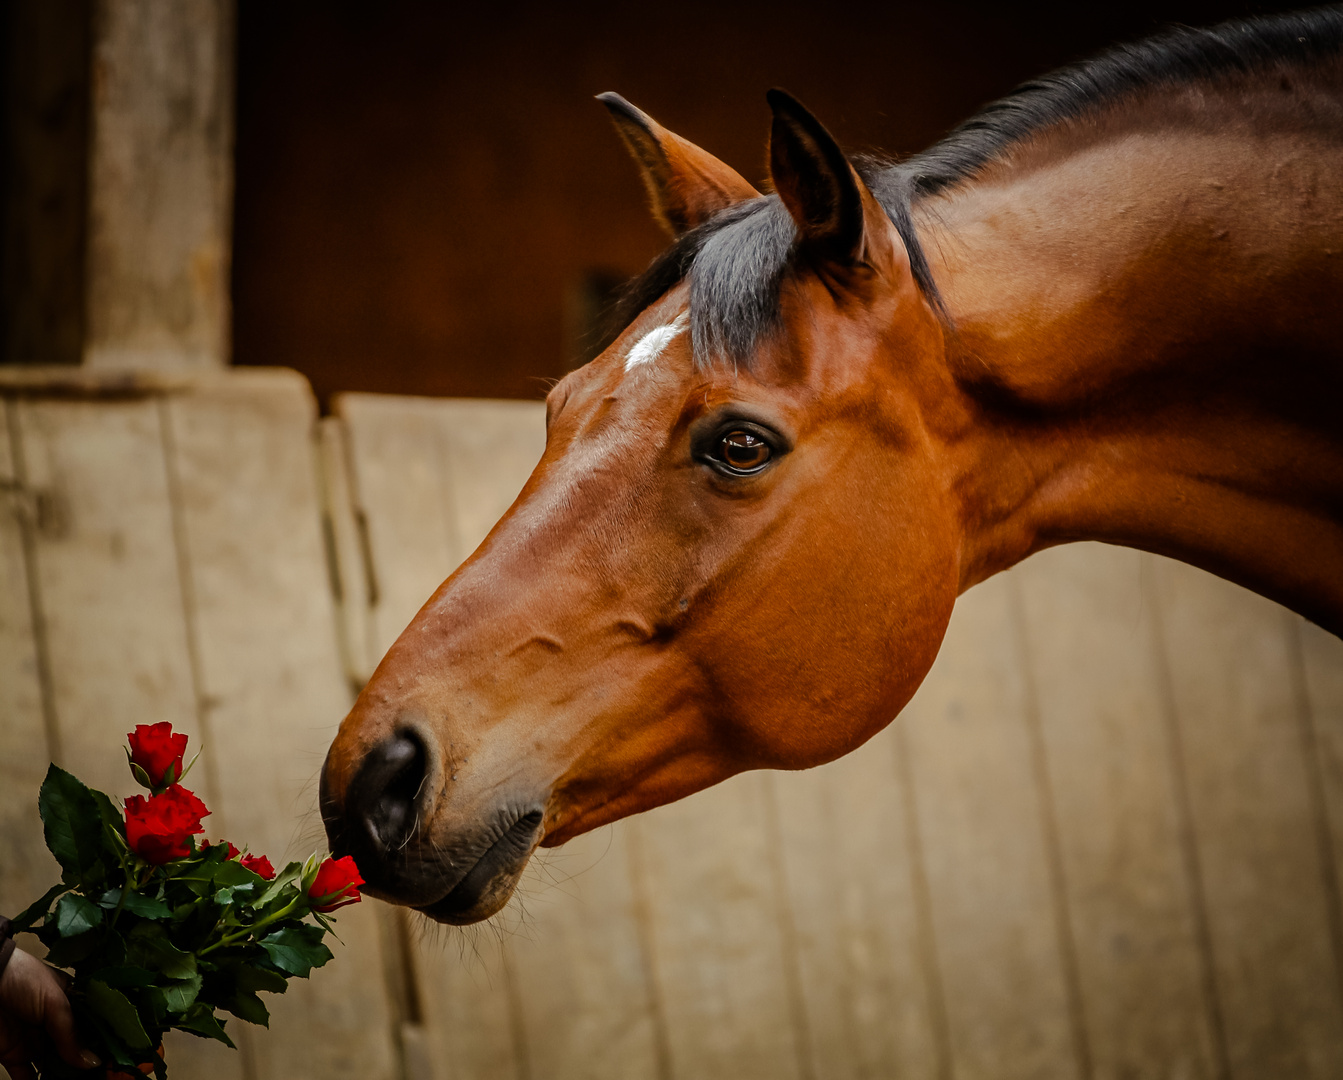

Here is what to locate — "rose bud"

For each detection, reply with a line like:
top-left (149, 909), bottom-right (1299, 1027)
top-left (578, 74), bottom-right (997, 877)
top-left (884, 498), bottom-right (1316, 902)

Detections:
top-left (204, 839), bottom-right (240, 860)
top-left (127, 723), bottom-right (188, 790)
top-left (241, 853), bottom-right (276, 880)
top-left (124, 785), bottom-right (210, 864)
top-left (308, 855), bottom-right (364, 912)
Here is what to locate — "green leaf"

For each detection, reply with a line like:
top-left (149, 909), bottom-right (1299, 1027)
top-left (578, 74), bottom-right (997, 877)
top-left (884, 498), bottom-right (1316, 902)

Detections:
top-left (255, 861), bottom-right (303, 907)
top-left (211, 860), bottom-right (264, 889)
top-left (130, 761), bottom-right (155, 790)
top-left (98, 888), bottom-right (172, 919)
top-left (86, 980), bottom-right (153, 1050)
top-left (72, 1000), bottom-right (137, 1069)
top-left (91, 788), bottom-right (125, 836)
top-left (161, 973), bottom-right (203, 1013)
top-left (93, 965), bottom-right (156, 989)
top-left (234, 965), bottom-right (287, 995)
top-left (213, 883), bottom-right (264, 911)
top-left (39, 765), bottom-right (107, 884)
top-left (54, 892), bottom-right (103, 937)
top-left (176, 1004), bottom-right (236, 1049)
top-left (43, 927), bottom-right (102, 966)
top-left (10, 883), bottom-right (66, 932)
top-left (258, 924), bottom-right (332, 978)
top-left (126, 923), bottom-right (197, 979)
top-left (224, 989), bottom-right (270, 1027)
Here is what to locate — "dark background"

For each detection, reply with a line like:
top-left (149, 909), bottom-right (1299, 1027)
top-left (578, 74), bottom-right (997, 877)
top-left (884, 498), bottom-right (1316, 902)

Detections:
top-left (2, 2), bottom-right (1315, 402)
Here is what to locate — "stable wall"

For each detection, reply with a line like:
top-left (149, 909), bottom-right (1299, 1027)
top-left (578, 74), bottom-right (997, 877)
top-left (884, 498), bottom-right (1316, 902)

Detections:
top-left (3, 368), bottom-right (1341, 1080)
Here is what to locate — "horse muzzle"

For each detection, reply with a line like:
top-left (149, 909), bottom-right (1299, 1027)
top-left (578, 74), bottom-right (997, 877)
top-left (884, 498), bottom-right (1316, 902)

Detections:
top-left (320, 728), bottom-right (547, 924)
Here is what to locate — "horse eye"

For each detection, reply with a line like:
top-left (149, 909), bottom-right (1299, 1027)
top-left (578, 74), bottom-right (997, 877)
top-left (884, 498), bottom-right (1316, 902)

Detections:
top-left (717, 431), bottom-right (771, 472)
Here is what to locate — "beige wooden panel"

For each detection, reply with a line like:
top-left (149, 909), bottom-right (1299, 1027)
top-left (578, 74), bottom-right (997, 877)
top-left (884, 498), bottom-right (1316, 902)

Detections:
top-left (424, 399), bottom-right (547, 561)
top-left (410, 921), bottom-right (522, 1080)
top-left (316, 417), bottom-right (375, 691)
top-left (770, 729), bottom-right (942, 1080)
top-left (1014, 545), bottom-right (1218, 1078)
top-left (13, 398), bottom-right (204, 794)
top-left (1297, 616), bottom-right (1343, 928)
top-left (0, 401), bottom-right (59, 919)
top-left (165, 372), bottom-right (398, 1080)
top-left (334, 394), bottom-right (460, 673)
top-left (12, 395), bottom-right (240, 1079)
top-left (332, 394), bottom-right (526, 1080)
top-left (632, 772), bottom-right (805, 1080)
top-left (504, 825), bottom-right (664, 1080)
top-left (900, 571), bottom-right (1080, 1080)
top-left (1152, 559), bottom-right (1343, 1076)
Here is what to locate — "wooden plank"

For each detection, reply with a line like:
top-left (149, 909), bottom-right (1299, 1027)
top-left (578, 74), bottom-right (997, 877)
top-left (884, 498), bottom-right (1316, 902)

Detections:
top-left (424, 399), bottom-right (547, 562)
top-left (409, 921), bottom-right (522, 1080)
top-left (333, 394), bottom-right (460, 669)
top-left (335, 392), bottom-right (520, 1079)
top-left (502, 824), bottom-right (663, 1080)
top-left (164, 371), bottom-right (398, 1080)
top-left (769, 729), bottom-right (942, 1080)
top-left (316, 417), bottom-right (375, 691)
top-left (0, 400), bottom-right (59, 921)
top-left (84, 0), bottom-right (233, 369)
top-left (13, 397), bottom-right (203, 792)
top-left (1296, 616), bottom-right (1343, 933)
top-left (631, 772), bottom-right (805, 1080)
top-left (899, 570), bottom-right (1081, 1080)
top-left (12, 395), bottom-right (240, 1079)
top-left (1151, 558), bottom-right (1343, 1076)
top-left (1013, 545), bottom-right (1218, 1078)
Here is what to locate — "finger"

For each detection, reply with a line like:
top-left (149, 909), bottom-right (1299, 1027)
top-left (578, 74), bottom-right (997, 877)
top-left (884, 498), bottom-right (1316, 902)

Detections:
top-left (43, 992), bottom-right (100, 1071)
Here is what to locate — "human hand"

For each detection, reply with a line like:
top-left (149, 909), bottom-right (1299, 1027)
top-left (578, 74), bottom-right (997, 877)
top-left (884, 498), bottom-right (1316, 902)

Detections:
top-left (0, 946), bottom-right (100, 1080)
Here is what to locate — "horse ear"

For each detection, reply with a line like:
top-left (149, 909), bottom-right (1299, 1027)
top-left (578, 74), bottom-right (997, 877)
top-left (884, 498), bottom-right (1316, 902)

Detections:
top-left (766, 88), bottom-right (885, 266)
top-left (598, 92), bottom-right (760, 238)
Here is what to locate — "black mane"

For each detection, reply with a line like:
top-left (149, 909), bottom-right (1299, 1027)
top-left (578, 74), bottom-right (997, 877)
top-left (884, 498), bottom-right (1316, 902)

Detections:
top-left (611, 6), bottom-right (1343, 366)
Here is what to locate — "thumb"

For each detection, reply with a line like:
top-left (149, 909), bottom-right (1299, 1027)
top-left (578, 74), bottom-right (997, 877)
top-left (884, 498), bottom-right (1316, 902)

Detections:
top-left (42, 991), bottom-right (100, 1071)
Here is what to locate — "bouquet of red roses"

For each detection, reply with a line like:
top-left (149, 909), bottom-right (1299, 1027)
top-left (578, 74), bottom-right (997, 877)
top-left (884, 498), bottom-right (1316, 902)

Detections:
top-left (10, 724), bottom-right (362, 1079)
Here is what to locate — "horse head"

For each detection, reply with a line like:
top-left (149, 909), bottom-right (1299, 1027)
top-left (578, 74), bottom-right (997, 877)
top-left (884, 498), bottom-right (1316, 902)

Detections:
top-left (320, 91), bottom-right (962, 923)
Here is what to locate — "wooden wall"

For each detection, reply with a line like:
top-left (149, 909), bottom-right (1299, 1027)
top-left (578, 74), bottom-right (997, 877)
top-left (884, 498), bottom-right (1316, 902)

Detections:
top-left (3, 369), bottom-right (1341, 1079)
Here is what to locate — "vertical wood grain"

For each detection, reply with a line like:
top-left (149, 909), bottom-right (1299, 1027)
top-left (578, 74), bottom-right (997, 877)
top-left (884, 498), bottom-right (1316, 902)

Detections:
top-left (1151, 559), bottom-right (1343, 1077)
top-left (630, 773), bottom-right (805, 1080)
top-left (409, 919), bottom-right (522, 1080)
top-left (899, 571), bottom-right (1081, 1080)
top-left (769, 729), bottom-right (942, 1080)
top-left (1296, 616), bottom-right (1343, 935)
top-left (1013, 545), bottom-right (1218, 1079)
top-left (425, 399), bottom-right (547, 563)
top-left (11, 394), bottom-right (241, 1079)
top-left (315, 417), bottom-right (375, 692)
top-left (164, 372), bottom-right (399, 1080)
top-left (503, 825), bottom-right (664, 1080)
top-left (335, 393), bottom-right (534, 1080)
top-left (333, 394), bottom-right (461, 669)
top-left (13, 398), bottom-right (203, 792)
top-left (0, 400), bottom-right (59, 920)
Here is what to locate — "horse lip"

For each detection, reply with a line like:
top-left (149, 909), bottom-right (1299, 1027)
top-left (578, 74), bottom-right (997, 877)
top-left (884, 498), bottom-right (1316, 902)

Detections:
top-left (417, 808), bottom-right (544, 924)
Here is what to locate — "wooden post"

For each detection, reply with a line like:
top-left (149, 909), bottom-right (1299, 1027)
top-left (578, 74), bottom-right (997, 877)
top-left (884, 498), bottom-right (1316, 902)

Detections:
top-left (83, 0), bottom-right (234, 369)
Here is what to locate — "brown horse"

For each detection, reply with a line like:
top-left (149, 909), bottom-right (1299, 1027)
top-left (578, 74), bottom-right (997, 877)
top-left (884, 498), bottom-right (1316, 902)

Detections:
top-left (321, 10), bottom-right (1343, 924)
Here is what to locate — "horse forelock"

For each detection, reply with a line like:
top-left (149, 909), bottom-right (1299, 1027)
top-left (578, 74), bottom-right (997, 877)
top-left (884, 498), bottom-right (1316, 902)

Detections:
top-left (609, 7), bottom-right (1343, 373)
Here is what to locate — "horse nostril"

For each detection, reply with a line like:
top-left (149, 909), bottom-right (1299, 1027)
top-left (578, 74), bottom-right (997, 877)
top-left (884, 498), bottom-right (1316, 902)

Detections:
top-left (354, 731), bottom-right (427, 854)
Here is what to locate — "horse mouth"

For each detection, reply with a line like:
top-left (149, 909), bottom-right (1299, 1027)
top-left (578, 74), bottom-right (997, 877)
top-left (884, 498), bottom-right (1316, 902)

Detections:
top-left (417, 809), bottom-right (544, 924)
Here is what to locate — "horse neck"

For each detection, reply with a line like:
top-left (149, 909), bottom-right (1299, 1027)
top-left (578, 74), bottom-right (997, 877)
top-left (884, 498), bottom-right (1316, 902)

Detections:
top-left (916, 85), bottom-right (1343, 633)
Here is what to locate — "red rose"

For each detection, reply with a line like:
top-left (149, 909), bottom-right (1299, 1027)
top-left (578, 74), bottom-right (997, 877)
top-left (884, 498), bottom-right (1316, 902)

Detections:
top-left (241, 853), bottom-right (276, 880)
top-left (124, 785), bottom-right (210, 864)
top-left (308, 856), bottom-right (364, 912)
top-left (204, 839), bottom-right (240, 860)
top-left (127, 723), bottom-right (188, 789)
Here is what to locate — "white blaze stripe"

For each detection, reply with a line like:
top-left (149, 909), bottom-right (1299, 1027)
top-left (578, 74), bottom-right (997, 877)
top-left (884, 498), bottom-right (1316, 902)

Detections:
top-left (624, 312), bottom-right (688, 372)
